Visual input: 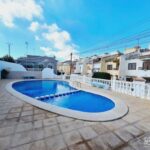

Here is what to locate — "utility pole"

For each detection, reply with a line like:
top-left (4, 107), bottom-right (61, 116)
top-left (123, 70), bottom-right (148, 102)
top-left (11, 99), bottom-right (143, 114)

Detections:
top-left (137, 38), bottom-right (140, 47)
top-left (70, 53), bottom-right (73, 75)
top-left (25, 41), bottom-right (28, 69)
top-left (7, 42), bottom-right (12, 57)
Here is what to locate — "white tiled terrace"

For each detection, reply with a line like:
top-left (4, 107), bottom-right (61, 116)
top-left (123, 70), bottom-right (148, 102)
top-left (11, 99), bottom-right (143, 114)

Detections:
top-left (0, 80), bottom-right (150, 150)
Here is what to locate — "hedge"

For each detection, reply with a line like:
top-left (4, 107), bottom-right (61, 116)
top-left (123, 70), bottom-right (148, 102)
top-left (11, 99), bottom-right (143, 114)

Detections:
top-left (92, 72), bottom-right (111, 80)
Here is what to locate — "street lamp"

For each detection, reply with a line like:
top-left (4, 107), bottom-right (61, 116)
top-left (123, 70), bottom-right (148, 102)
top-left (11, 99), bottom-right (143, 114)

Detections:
top-left (25, 41), bottom-right (28, 69)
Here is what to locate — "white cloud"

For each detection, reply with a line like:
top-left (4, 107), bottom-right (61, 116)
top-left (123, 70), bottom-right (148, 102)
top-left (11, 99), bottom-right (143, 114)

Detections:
top-left (41, 23), bottom-right (79, 60)
top-left (35, 35), bottom-right (40, 41)
top-left (40, 46), bottom-right (79, 60)
top-left (0, 0), bottom-right (42, 27)
top-left (29, 21), bottom-right (40, 32)
top-left (30, 22), bottom-right (79, 60)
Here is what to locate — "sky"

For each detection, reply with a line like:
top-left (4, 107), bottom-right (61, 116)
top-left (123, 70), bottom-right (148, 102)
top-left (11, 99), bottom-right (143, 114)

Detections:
top-left (0, 0), bottom-right (150, 60)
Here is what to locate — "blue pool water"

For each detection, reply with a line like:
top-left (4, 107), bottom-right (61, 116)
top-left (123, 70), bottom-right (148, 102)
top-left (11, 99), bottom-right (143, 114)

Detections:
top-left (13, 80), bottom-right (115, 113)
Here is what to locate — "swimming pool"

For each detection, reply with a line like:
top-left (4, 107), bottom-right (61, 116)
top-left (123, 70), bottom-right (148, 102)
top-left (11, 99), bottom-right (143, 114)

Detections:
top-left (13, 80), bottom-right (115, 113)
top-left (7, 80), bottom-right (128, 121)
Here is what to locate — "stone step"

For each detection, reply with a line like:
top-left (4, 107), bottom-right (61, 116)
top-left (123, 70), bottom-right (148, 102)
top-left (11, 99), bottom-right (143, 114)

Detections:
top-left (35, 90), bottom-right (80, 100)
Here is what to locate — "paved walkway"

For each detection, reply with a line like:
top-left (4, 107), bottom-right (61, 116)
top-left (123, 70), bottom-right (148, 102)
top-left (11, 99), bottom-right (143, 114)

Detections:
top-left (0, 80), bottom-right (150, 150)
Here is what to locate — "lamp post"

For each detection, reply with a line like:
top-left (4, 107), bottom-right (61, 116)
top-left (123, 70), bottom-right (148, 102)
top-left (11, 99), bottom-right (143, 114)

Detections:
top-left (70, 53), bottom-right (73, 75)
top-left (25, 41), bottom-right (28, 69)
top-left (7, 42), bottom-right (12, 57)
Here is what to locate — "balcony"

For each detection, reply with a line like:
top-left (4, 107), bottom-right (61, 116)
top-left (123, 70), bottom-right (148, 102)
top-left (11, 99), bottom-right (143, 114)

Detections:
top-left (138, 67), bottom-right (150, 71)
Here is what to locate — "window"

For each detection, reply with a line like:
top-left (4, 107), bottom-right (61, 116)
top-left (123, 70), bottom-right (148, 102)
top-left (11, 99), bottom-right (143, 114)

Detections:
top-left (107, 65), bottom-right (112, 70)
top-left (143, 61), bottom-right (150, 70)
top-left (128, 63), bottom-right (136, 70)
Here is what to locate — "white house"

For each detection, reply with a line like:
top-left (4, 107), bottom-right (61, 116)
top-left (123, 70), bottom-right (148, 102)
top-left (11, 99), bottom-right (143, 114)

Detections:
top-left (74, 57), bottom-right (92, 75)
top-left (119, 47), bottom-right (150, 82)
top-left (92, 55), bottom-right (101, 72)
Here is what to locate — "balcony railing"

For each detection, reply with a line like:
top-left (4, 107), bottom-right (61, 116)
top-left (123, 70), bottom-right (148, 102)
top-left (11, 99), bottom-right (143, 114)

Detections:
top-left (138, 67), bottom-right (150, 71)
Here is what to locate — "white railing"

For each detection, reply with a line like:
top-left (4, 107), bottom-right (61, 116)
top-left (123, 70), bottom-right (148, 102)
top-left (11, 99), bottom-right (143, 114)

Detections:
top-left (70, 74), bottom-right (111, 87)
top-left (70, 74), bottom-right (150, 100)
top-left (111, 80), bottom-right (146, 99)
top-left (145, 84), bottom-right (150, 99)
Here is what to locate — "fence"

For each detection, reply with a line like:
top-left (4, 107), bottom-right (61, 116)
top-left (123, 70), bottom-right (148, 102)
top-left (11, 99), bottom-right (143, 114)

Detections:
top-left (70, 74), bottom-right (150, 100)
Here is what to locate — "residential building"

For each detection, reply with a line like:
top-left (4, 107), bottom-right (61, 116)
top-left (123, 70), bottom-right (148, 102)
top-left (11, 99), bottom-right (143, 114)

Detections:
top-left (57, 60), bottom-right (77, 75)
top-left (100, 51), bottom-right (122, 78)
top-left (17, 55), bottom-right (57, 72)
top-left (57, 61), bottom-right (71, 75)
top-left (92, 55), bottom-right (101, 72)
top-left (74, 57), bottom-right (93, 76)
top-left (119, 46), bottom-right (150, 82)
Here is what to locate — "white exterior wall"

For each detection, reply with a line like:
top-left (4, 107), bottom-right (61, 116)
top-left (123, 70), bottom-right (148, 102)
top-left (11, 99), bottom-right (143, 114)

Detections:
top-left (0, 60), bottom-right (26, 79)
top-left (42, 68), bottom-right (55, 78)
top-left (74, 58), bottom-right (90, 75)
top-left (0, 60), bottom-right (26, 72)
top-left (74, 62), bottom-right (81, 74)
top-left (119, 55), bottom-right (150, 79)
top-left (7, 71), bottom-right (42, 79)
top-left (93, 63), bottom-right (101, 72)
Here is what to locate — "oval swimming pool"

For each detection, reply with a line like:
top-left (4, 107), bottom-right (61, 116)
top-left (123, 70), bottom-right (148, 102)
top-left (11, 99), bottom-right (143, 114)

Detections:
top-left (12, 80), bottom-right (115, 113)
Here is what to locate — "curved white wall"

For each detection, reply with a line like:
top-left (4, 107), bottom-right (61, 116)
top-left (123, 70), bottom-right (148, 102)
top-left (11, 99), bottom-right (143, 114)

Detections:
top-left (42, 68), bottom-right (55, 78)
top-left (0, 60), bottom-right (26, 72)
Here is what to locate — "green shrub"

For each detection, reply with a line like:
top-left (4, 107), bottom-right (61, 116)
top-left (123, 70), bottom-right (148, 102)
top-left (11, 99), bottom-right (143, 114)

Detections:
top-left (1, 69), bottom-right (9, 79)
top-left (92, 72), bottom-right (111, 80)
top-left (57, 71), bottom-right (64, 75)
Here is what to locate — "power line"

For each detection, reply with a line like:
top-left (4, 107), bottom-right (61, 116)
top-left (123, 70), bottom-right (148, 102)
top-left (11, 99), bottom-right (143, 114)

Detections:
top-left (81, 16), bottom-right (150, 54)
top-left (79, 29), bottom-right (150, 55)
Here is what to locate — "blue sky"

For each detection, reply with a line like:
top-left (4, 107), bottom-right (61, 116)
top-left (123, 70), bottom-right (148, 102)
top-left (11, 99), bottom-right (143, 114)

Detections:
top-left (0, 0), bottom-right (150, 60)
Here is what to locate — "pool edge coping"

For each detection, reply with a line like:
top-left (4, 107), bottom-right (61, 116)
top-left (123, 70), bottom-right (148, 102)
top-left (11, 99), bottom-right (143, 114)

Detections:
top-left (6, 79), bottom-right (129, 122)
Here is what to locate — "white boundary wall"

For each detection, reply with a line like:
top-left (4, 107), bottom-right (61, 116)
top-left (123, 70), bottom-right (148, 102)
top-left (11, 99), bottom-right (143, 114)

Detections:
top-left (70, 74), bottom-right (150, 100)
top-left (0, 60), bottom-right (26, 72)
top-left (42, 68), bottom-right (55, 79)
top-left (7, 71), bottom-right (42, 79)
top-left (0, 60), bottom-right (26, 79)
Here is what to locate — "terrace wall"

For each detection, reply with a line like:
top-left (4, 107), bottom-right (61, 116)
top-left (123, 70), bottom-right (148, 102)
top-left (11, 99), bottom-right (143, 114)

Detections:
top-left (7, 71), bottom-right (42, 79)
top-left (0, 60), bottom-right (26, 72)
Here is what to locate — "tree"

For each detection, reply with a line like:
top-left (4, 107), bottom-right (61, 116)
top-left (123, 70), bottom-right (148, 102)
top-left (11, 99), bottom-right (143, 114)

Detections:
top-left (1, 55), bottom-right (15, 63)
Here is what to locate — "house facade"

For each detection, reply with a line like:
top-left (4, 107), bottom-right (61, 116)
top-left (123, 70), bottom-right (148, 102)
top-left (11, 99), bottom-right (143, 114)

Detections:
top-left (57, 61), bottom-right (71, 75)
top-left (74, 57), bottom-right (93, 76)
top-left (56, 46), bottom-right (150, 82)
top-left (74, 52), bottom-right (122, 78)
top-left (57, 60), bottom-right (77, 75)
top-left (92, 56), bottom-right (101, 73)
top-left (100, 51), bottom-right (122, 79)
top-left (119, 47), bottom-right (150, 82)
top-left (17, 55), bottom-right (57, 72)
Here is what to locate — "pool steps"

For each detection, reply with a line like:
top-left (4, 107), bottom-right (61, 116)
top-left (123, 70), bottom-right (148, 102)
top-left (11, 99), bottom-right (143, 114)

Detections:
top-left (35, 90), bottom-right (80, 100)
